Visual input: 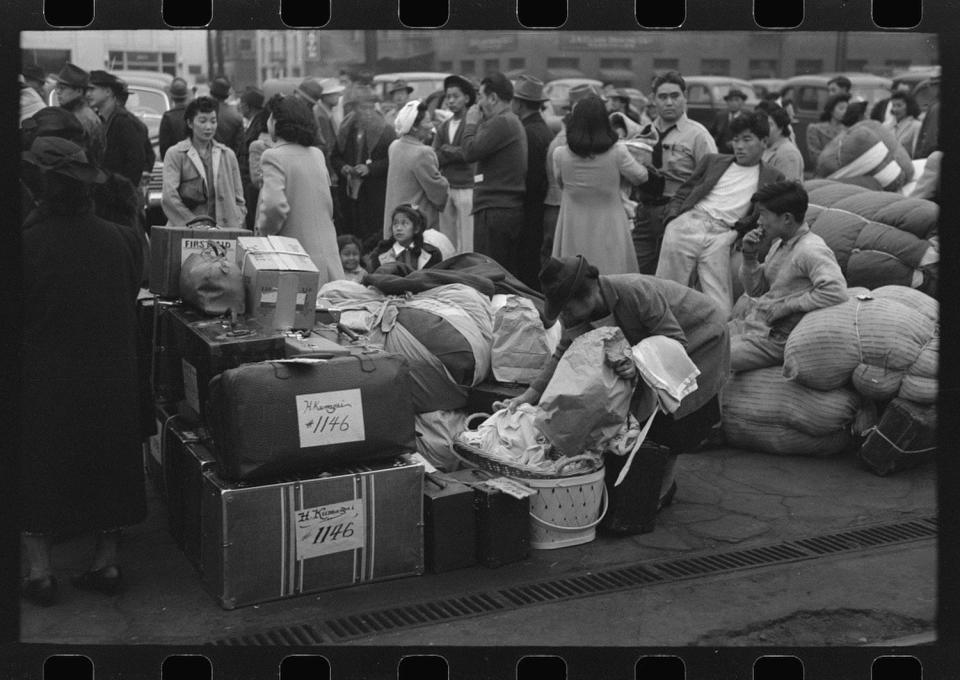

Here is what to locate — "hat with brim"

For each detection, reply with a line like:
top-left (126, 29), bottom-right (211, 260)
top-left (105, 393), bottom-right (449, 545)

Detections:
top-left (210, 77), bottom-right (231, 99)
top-left (55, 63), bottom-right (89, 90)
top-left (443, 74), bottom-right (476, 106)
top-left (317, 78), bottom-right (345, 97)
top-left (513, 75), bottom-right (550, 103)
top-left (539, 255), bottom-right (589, 323)
top-left (388, 80), bottom-right (414, 95)
top-left (296, 78), bottom-right (324, 105)
top-left (723, 89), bottom-right (747, 101)
top-left (88, 70), bottom-right (124, 96)
top-left (22, 136), bottom-right (108, 184)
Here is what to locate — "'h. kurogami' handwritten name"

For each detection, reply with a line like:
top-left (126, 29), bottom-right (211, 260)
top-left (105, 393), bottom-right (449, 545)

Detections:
top-left (300, 400), bottom-right (352, 415)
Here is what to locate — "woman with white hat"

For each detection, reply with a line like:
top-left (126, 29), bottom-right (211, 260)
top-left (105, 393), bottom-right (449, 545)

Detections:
top-left (382, 99), bottom-right (449, 238)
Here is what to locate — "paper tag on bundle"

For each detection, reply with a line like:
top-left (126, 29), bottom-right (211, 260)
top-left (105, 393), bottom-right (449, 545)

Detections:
top-left (295, 498), bottom-right (365, 560)
top-left (296, 389), bottom-right (365, 448)
top-left (481, 476), bottom-right (537, 499)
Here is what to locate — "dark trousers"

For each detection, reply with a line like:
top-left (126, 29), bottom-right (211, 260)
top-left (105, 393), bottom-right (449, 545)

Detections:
top-left (519, 200), bottom-right (546, 291)
top-left (633, 202), bottom-right (668, 275)
top-left (541, 204), bottom-right (560, 267)
top-left (473, 206), bottom-right (525, 279)
top-left (244, 184), bottom-right (259, 230)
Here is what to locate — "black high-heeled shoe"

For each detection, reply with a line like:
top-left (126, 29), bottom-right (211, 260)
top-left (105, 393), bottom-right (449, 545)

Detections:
top-left (21, 575), bottom-right (58, 607)
top-left (71, 565), bottom-right (124, 595)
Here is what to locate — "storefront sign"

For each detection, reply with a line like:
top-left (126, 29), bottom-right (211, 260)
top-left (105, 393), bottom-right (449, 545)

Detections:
top-left (558, 35), bottom-right (661, 51)
top-left (467, 35), bottom-right (519, 53)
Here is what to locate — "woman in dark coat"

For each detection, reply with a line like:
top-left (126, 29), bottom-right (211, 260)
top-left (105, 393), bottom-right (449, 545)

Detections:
top-left (496, 255), bottom-right (730, 534)
top-left (21, 137), bottom-right (146, 606)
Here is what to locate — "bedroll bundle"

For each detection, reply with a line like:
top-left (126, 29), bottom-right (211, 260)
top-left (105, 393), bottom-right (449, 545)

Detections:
top-left (722, 366), bottom-right (862, 456)
top-left (318, 282), bottom-right (493, 413)
top-left (814, 120), bottom-right (914, 191)
top-left (782, 286), bottom-right (938, 404)
top-left (802, 182), bottom-right (938, 292)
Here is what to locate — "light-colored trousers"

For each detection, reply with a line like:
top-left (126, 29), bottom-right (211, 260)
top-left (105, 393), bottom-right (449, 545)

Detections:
top-left (438, 187), bottom-right (474, 253)
top-left (656, 209), bottom-right (739, 319)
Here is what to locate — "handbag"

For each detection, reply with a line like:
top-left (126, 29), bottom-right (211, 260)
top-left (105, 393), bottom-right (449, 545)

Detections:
top-left (178, 174), bottom-right (207, 210)
top-left (178, 240), bottom-right (245, 316)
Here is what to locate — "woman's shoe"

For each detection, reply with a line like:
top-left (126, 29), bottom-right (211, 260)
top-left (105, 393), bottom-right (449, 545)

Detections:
top-left (659, 481), bottom-right (678, 509)
top-left (71, 565), bottom-right (123, 596)
top-left (21, 575), bottom-right (58, 607)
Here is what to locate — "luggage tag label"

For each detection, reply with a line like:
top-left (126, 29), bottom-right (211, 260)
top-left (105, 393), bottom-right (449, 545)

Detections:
top-left (295, 497), bottom-right (366, 561)
top-left (296, 388), bottom-right (366, 448)
top-left (181, 238), bottom-right (236, 264)
top-left (480, 476), bottom-right (537, 499)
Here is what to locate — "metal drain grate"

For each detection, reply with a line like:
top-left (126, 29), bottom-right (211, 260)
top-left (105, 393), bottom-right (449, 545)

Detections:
top-left (207, 516), bottom-right (935, 645)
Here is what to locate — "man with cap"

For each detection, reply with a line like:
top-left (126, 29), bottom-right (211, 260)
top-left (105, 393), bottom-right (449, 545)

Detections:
top-left (20, 73), bottom-right (46, 124)
top-left (511, 75), bottom-right (555, 290)
top-left (609, 88), bottom-right (643, 124)
top-left (433, 74), bottom-right (477, 251)
top-left (460, 71), bottom-right (528, 277)
top-left (542, 82), bottom-right (603, 263)
top-left (209, 76), bottom-right (243, 156)
top-left (86, 70), bottom-right (150, 189)
top-left (159, 77), bottom-right (191, 160)
top-left (633, 71), bottom-right (716, 275)
top-left (54, 63), bottom-right (105, 167)
top-left (709, 88), bottom-right (748, 153)
top-left (384, 80), bottom-right (414, 130)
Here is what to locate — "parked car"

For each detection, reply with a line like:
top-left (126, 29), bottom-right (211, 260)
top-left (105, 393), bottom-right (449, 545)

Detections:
top-left (261, 77), bottom-right (302, 101)
top-left (782, 72), bottom-right (893, 168)
top-left (373, 72), bottom-right (452, 104)
top-left (749, 78), bottom-right (786, 100)
top-left (891, 66), bottom-right (940, 95)
top-left (543, 78), bottom-right (604, 116)
top-left (681, 76), bottom-right (761, 127)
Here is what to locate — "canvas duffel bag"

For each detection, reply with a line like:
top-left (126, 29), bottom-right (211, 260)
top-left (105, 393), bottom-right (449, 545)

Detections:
top-left (207, 350), bottom-right (416, 481)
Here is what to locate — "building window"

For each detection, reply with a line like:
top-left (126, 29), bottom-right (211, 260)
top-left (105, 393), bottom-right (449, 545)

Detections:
top-left (700, 59), bottom-right (730, 76)
top-left (461, 60), bottom-right (475, 74)
top-left (483, 59), bottom-right (499, 74)
top-left (748, 59), bottom-right (779, 79)
top-left (547, 57), bottom-right (580, 70)
top-left (509, 57), bottom-right (526, 70)
top-left (238, 38), bottom-right (252, 52)
top-left (652, 58), bottom-right (679, 74)
top-left (188, 65), bottom-right (202, 75)
top-left (795, 59), bottom-right (824, 75)
top-left (600, 57), bottom-right (631, 70)
top-left (438, 60), bottom-right (453, 72)
top-left (844, 59), bottom-right (868, 72)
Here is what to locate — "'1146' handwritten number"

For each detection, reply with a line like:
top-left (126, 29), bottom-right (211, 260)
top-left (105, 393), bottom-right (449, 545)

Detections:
top-left (310, 414), bottom-right (351, 434)
top-left (313, 521), bottom-right (355, 544)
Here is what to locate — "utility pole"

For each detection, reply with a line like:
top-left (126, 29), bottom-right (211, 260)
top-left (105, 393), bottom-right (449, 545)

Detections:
top-left (834, 32), bottom-right (848, 72)
top-left (206, 31), bottom-right (215, 79)
top-left (364, 30), bottom-right (378, 71)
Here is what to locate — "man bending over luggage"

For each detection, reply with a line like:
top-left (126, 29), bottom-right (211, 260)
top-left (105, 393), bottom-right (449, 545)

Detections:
top-left (730, 180), bottom-right (847, 372)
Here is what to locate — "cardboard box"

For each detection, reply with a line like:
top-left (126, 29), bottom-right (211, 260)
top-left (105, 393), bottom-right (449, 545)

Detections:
top-left (200, 457), bottom-right (424, 609)
top-left (150, 225), bottom-right (252, 297)
top-left (237, 236), bottom-right (319, 330)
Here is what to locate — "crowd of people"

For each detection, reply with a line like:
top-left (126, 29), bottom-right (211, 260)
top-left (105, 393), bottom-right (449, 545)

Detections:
top-left (17, 59), bottom-right (935, 605)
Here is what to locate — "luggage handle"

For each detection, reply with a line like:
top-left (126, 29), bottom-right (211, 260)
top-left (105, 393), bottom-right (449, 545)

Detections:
top-left (465, 412), bottom-right (491, 430)
top-left (185, 216), bottom-right (220, 229)
top-left (529, 482), bottom-right (609, 531)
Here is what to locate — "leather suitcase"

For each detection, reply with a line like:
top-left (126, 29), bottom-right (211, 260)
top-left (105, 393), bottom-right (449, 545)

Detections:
top-left (423, 474), bottom-right (477, 573)
top-left (200, 457), bottom-right (424, 609)
top-left (446, 468), bottom-right (530, 568)
top-left (144, 297), bottom-right (184, 404)
top-left (166, 306), bottom-right (287, 423)
top-left (162, 417), bottom-right (217, 570)
top-left (207, 350), bottom-right (417, 481)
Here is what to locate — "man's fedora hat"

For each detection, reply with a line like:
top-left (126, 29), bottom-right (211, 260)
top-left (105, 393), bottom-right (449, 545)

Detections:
top-left (539, 255), bottom-right (589, 323)
top-left (512, 75), bottom-right (550, 103)
top-left (723, 89), bottom-right (748, 101)
top-left (296, 78), bottom-right (324, 105)
top-left (88, 70), bottom-right (125, 96)
top-left (317, 78), bottom-right (345, 96)
top-left (55, 63), bottom-right (89, 90)
top-left (22, 136), bottom-right (108, 184)
top-left (388, 80), bottom-right (414, 95)
top-left (169, 78), bottom-right (190, 101)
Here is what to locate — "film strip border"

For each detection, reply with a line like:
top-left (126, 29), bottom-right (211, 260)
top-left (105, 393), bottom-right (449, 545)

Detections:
top-left (11, 647), bottom-right (939, 679)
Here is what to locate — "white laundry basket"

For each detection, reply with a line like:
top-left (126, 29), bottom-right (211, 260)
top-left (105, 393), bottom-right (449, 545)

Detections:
top-left (522, 462), bottom-right (608, 550)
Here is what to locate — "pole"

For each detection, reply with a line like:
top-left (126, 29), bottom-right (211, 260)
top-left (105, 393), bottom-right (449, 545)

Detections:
top-left (364, 30), bottom-right (378, 71)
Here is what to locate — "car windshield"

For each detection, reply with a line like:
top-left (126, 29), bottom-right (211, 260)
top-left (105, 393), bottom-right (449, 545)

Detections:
top-left (126, 89), bottom-right (167, 117)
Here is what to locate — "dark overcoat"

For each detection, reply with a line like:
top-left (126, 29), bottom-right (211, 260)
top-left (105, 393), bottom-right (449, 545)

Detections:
top-left (21, 206), bottom-right (147, 534)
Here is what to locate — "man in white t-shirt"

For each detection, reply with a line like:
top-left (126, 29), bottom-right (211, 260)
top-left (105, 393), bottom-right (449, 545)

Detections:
top-left (656, 112), bottom-right (785, 318)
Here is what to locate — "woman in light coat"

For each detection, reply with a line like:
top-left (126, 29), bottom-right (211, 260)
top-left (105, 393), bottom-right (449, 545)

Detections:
top-left (161, 96), bottom-right (246, 228)
top-left (256, 94), bottom-right (344, 284)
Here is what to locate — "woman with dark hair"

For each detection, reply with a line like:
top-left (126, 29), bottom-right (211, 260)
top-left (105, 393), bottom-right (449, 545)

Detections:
top-left (760, 105), bottom-right (804, 182)
top-left (256, 94), bottom-right (344, 283)
top-left (161, 95), bottom-right (246, 228)
top-left (494, 254), bottom-right (730, 534)
top-left (887, 91), bottom-right (923, 157)
top-left (382, 100), bottom-right (449, 238)
top-left (21, 137), bottom-right (147, 605)
top-left (551, 96), bottom-right (648, 274)
top-left (805, 92), bottom-right (851, 167)
top-left (367, 203), bottom-right (443, 272)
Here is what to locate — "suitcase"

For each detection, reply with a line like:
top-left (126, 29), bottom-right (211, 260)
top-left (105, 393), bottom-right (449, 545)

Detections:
top-left (200, 457), bottom-right (424, 609)
top-left (600, 443), bottom-right (674, 536)
top-left (283, 333), bottom-right (353, 359)
top-left (149, 223), bottom-right (252, 298)
top-left (144, 401), bottom-right (178, 502)
top-left (465, 380), bottom-right (527, 416)
top-left (859, 397), bottom-right (937, 476)
top-left (445, 468), bottom-right (530, 568)
top-left (162, 418), bottom-right (217, 570)
top-left (422, 474), bottom-right (477, 573)
top-left (207, 350), bottom-right (417, 481)
top-left (166, 306), bottom-right (287, 423)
